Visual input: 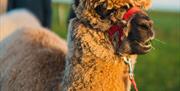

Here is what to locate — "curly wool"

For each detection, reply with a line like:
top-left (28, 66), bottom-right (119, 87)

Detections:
top-left (73, 0), bottom-right (152, 31)
top-left (63, 18), bottom-right (138, 91)
top-left (63, 0), bottom-right (152, 90)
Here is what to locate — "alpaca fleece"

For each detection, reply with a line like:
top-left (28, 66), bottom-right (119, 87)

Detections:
top-left (0, 0), bottom-right (153, 90)
top-left (63, 19), bottom-right (137, 91)
top-left (74, 0), bottom-right (152, 31)
top-left (0, 9), bottom-right (67, 91)
top-left (63, 0), bottom-right (152, 91)
top-left (0, 27), bottom-right (67, 91)
top-left (0, 9), bottom-right (40, 41)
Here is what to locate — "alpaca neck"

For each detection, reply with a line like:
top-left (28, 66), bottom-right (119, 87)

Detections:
top-left (62, 54), bottom-right (137, 91)
top-left (62, 20), bottom-right (137, 91)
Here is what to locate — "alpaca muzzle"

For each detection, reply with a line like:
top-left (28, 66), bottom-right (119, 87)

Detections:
top-left (107, 7), bottom-right (142, 53)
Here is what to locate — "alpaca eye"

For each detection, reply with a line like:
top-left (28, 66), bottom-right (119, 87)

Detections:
top-left (74, 0), bottom-right (79, 7)
top-left (139, 23), bottom-right (149, 30)
top-left (95, 3), bottom-right (115, 19)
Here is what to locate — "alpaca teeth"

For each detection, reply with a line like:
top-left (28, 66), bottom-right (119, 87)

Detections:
top-left (137, 41), bottom-right (151, 48)
top-left (144, 44), bottom-right (151, 48)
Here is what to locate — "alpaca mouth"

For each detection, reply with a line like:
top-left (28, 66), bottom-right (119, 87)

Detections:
top-left (137, 40), bottom-right (152, 48)
top-left (134, 40), bottom-right (152, 53)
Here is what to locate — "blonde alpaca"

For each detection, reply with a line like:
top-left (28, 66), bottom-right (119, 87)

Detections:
top-left (62, 0), bottom-right (154, 91)
top-left (0, 10), bottom-right (67, 91)
top-left (0, 9), bottom-right (40, 41)
top-left (0, 0), bottom-right (154, 91)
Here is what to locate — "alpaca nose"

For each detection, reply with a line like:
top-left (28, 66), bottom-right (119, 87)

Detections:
top-left (149, 29), bottom-right (155, 40)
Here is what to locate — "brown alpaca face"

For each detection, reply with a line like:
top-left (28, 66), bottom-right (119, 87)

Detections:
top-left (74, 0), bottom-right (154, 54)
top-left (74, 0), bottom-right (152, 31)
top-left (121, 12), bottom-right (155, 54)
top-left (94, 4), bottom-right (155, 54)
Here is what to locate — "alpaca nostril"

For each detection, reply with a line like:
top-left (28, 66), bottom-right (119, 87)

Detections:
top-left (150, 30), bottom-right (155, 40)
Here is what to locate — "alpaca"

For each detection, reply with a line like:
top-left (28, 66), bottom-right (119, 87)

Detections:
top-left (0, 9), bottom-right (41, 41)
top-left (0, 0), bottom-right (154, 91)
top-left (0, 10), bottom-right (67, 91)
top-left (62, 0), bottom-right (154, 91)
top-left (0, 0), bottom-right (7, 14)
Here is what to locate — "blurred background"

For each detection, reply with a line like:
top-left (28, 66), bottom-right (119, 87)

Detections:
top-left (0, 0), bottom-right (179, 90)
top-left (52, 0), bottom-right (180, 91)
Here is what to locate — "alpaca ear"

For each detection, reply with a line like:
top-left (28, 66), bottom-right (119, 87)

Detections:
top-left (130, 0), bottom-right (152, 10)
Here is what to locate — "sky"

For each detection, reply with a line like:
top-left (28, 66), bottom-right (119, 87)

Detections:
top-left (152, 0), bottom-right (180, 12)
top-left (56, 0), bottom-right (180, 12)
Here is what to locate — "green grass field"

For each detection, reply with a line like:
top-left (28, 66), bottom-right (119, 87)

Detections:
top-left (52, 5), bottom-right (180, 91)
top-left (135, 11), bottom-right (180, 91)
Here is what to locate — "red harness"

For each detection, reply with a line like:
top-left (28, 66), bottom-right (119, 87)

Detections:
top-left (107, 7), bottom-right (141, 49)
top-left (107, 7), bottom-right (142, 91)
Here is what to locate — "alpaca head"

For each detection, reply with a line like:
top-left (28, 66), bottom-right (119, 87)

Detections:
top-left (119, 11), bottom-right (155, 54)
top-left (74, 0), bottom-right (154, 55)
top-left (74, 0), bottom-right (151, 30)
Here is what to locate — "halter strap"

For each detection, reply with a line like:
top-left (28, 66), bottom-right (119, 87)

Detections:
top-left (107, 7), bottom-right (142, 50)
top-left (123, 7), bottom-right (142, 21)
top-left (123, 57), bottom-right (138, 91)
